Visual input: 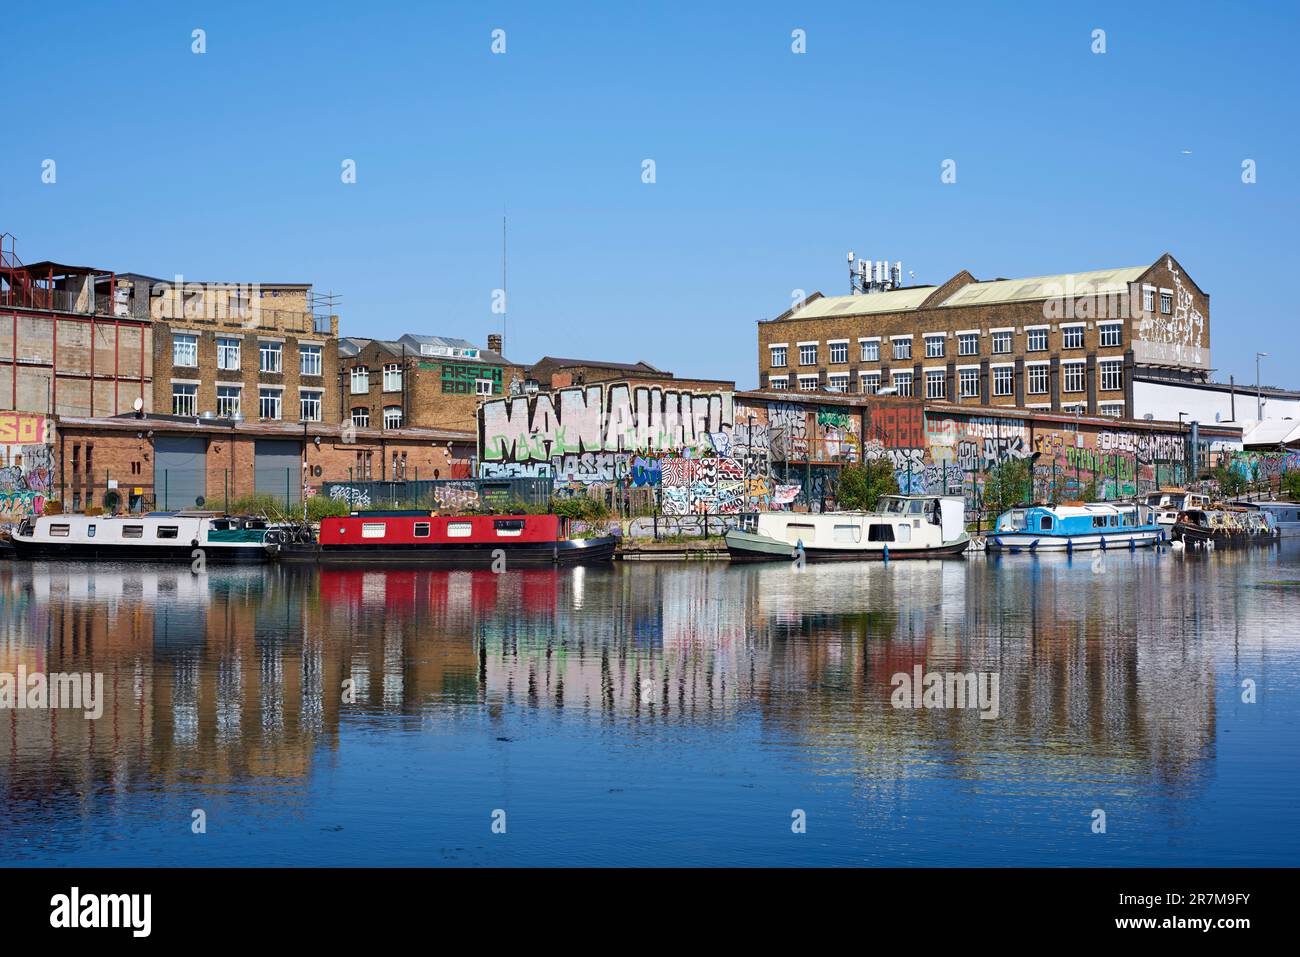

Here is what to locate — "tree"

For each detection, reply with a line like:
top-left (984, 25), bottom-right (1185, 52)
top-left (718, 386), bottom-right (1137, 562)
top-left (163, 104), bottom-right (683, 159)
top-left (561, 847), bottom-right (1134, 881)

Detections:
top-left (982, 457), bottom-right (1033, 514)
top-left (1282, 469), bottom-right (1300, 502)
top-left (1211, 464), bottom-right (1247, 499)
top-left (837, 458), bottom-right (900, 511)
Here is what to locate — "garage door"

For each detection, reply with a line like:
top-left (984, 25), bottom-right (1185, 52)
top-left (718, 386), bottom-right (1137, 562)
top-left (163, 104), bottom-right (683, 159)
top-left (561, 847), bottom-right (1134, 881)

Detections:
top-left (154, 436), bottom-right (208, 510)
top-left (254, 439), bottom-right (302, 506)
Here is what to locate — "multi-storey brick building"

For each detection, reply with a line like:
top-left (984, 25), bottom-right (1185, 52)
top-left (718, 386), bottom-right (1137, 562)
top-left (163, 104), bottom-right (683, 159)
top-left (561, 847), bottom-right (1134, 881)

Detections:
top-left (339, 333), bottom-right (522, 434)
top-left (757, 254), bottom-right (1209, 419)
top-left (115, 273), bottom-right (339, 427)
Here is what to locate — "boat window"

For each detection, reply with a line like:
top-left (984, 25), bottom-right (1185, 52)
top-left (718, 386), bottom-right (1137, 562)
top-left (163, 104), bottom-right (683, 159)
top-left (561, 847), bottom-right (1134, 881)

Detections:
top-left (87, 525), bottom-right (96, 538)
top-left (49, 524), bottom-right (71, 537)
top-left (785, 522), bottom-right (815, 545)
top-left (494, 519), bottom-right (525, 537)
top-left (868, 524), bottom-right (894, 542)
top-left (157, 526), bottom-right (179, 539)
top-left (361, 522), bottom-right (387, 539)
top-left (447, 522), bottom-right (473, 538)
top-left (1109, 515), bottom-right (1118, 527)
top-left (413, 522), bottom-right (431, 538)
top-left (908, 499), bottom-right (926, 514)
top-left (1092, 516), bottom-right (1107, 528)
top-left (1040, 516), bottom-right (1054, 531)
top-left (833, 524), bottom-right (861, 544)
top-left (1006, 510), bottom-right (1027, 531)
top-left (211, 520), bottom-right (230, 530)
top-left (123, 525), bottom-right (144, 539)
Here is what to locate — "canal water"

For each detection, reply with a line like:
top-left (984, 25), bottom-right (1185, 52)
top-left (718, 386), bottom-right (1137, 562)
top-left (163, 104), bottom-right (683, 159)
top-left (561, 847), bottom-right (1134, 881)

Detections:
top-left (2, 544), bottom-right (1298, 867)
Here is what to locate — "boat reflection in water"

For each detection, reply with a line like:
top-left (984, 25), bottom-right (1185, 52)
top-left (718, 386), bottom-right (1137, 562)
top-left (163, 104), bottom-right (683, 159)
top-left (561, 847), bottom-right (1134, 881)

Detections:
top-left (1, 546), bottom-right (1298, 866)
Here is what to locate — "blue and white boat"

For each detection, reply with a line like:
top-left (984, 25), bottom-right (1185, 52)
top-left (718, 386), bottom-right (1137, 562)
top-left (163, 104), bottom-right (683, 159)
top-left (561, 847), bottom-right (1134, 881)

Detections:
top-left (987, 502), bottom-right (1164, 553)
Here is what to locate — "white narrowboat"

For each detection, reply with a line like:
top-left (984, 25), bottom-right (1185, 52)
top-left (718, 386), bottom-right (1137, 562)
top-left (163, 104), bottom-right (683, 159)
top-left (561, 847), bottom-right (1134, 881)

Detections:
top-left (1233, 501), bottom-right (1300, 537)
top-left (725, 495), bottom-right (971, 562)
top-left (1142, 488), bottom-right (1211, 528)
top-left (10, 512), bottom-right (276, 563)
top-left (987, 502), bottom-right (1164, 553)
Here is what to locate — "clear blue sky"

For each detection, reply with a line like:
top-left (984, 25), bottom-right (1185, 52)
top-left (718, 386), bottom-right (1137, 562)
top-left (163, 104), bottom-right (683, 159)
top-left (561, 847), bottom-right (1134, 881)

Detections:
top-left (3, 0), bottom-right (1296, 390)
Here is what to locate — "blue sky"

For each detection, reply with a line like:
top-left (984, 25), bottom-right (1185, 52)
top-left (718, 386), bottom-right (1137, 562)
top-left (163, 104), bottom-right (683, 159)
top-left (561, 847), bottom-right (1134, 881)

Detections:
top-left (3, 0), bottom-right (1296, 390)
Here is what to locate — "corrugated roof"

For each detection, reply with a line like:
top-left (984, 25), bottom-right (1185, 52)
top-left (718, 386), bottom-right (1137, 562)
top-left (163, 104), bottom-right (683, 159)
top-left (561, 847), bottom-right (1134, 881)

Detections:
top-left (786, 286), bottom-right (938, 319)
top-left (1242, 419), bottom-right (1300, 446)
top-left (940, 266), bottom-right (1146, 308)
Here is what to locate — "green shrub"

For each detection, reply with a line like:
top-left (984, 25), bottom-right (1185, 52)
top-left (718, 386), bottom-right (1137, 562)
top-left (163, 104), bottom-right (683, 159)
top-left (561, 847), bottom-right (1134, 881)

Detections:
top-left (307, 495), bottom-right (352, 522)
top-left (836, 459), bottom-right (899, 511)
top-left (1211, 464), bottom-right (1247, 498)
top-left (1283, 470), bottom-right (1300, 501)
top-left (552, 496), bottom-right (610, 522)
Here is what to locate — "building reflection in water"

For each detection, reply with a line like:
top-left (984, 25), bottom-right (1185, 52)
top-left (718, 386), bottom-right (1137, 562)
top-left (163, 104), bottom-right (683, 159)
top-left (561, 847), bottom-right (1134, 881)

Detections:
top-left (2, 550), bottom-right (1293, 812)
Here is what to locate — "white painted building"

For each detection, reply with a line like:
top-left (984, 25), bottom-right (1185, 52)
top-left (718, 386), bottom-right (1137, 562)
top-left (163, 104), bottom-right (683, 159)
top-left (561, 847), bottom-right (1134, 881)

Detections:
top-left (1133, 375), bottom-right (1300, 428)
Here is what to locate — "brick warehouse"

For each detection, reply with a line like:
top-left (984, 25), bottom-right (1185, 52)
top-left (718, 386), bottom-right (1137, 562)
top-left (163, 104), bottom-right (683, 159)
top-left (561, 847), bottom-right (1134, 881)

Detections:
top-left (757, 253), bottom-right (1209, 419)
top-left (113, 273), bottom-right (341, 425)
top-left (54, 413), bottom-right (476, 513)
top-left (339, 333), bottom-right (524, 434)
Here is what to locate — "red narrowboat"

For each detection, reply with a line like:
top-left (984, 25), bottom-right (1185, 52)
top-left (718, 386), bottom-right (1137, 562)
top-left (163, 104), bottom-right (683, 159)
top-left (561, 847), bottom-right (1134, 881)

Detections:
top-left (269, 511), bottom-right (617, 567)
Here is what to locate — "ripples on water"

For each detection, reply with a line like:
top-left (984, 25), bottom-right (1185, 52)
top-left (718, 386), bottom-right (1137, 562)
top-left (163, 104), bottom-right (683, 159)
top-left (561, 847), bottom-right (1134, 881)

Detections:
top-left (2, 544), bottom-right (1298, 867)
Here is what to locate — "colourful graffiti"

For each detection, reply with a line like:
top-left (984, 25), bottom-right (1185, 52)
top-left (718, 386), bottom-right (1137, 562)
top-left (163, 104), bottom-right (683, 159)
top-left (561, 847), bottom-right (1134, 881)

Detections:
top-left (0, 412), bottom-right (46, 446)
top-left (0, 441), bottom-right (53, 521)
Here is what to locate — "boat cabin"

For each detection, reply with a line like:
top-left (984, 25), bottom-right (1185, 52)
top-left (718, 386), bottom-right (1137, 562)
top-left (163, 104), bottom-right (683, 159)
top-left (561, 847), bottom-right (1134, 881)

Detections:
top-left (996, 502), bottom-right (1150, 536)
top-left (317, 511), bottom-right (567, 547)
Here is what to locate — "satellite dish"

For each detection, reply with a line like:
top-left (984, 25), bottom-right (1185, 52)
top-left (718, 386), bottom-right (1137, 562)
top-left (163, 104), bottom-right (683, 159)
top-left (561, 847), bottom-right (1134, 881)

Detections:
top-left (195, 495), bottom-right (206, 508)
top-left (133, 397), bottom-right (144, 412)
top-left (103, 489), bottom-right (121, 511)
top-left (1143, 413), bottom-right (1154, 421)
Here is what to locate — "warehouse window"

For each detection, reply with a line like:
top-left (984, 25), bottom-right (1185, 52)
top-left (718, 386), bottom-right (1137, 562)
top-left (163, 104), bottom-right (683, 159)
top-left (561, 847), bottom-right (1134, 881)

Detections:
top-left (217, 337), bottom-right (241, 370)
top-left (1026, 328), bottom-right (1048, 352)
top-left (300, 345), bottom-right (323, 377)
top-left (172, 383), bottom-right (197, 416)
top-left (1063, 363), bottom-right (1085, 393)
top-left (892, 372), bottom-right (913, 397)
top-left (1061, 325), bottom-right (1084, 350)
top-left (958, 333), bottom-right (978, 356)
top-left (259, 341), bottom-right (282, 373)
top-left (351, 366), bottom-right (369, 394)
top-left (351, 407), bottom-right (370, 428)
top-left (991, 331), bottom-right (1012, 354)
top-left (383, 406), bottom-right (403, 429)
top-left (1099, 360), bottom-right (1123, 391)
top-left (892, 337), bottom-right (912, 361)
top-left (769, 345), bottom-right (787, 367)
top-left (799, 343), bottom-right (818, 365)
top-left (1099, 323), bottom-right (1122, 348)
top-left (959, 368), bottom-right (979, 398)
top-left (1160, 292), bottom-right (1173, 314)
top-left (925, 370), bottom-right (945, 399)
top-left (859, 372), bottom-right (880, 395)
top-left (217, 385), bottom-right (241, 418)
top-left (925, 335), bottom-right (945, 359)
top-left (1027, 365), bottom-right (1049, 395)
top-left (300, 390), bottom-right (322, 422)
top-left (383, 363), bottom-right (402, 392)
top-left (259, 388), bottom-right (282, 420)
top-left (860, 339), bottom-right (880, 362)
top-left (992, 367), bottom-right (1013, 397)
top-left (173, 334), bottom-right (198, 367)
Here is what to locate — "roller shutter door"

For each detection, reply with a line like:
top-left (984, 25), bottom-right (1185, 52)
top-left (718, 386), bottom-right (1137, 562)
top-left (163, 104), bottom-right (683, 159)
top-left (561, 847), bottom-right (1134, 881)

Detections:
top-left (154, 437), bottom-right (208, 510)
top-left (254, 439), bottom-right (301, 506)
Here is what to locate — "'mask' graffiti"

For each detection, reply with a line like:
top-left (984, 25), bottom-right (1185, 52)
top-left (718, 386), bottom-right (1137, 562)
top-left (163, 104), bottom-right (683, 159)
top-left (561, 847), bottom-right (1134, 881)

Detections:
top-left (480, 384), bottom-right (734, 462)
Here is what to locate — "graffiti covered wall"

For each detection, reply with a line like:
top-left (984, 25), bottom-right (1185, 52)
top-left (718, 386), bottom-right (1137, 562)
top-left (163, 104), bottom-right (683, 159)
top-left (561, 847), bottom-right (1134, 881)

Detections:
top-left (0, 413), bottom-right (52, 521)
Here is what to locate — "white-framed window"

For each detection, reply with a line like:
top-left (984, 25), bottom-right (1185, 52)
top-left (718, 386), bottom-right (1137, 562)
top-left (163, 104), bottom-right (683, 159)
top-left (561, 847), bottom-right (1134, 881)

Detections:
top-left (351, 365), bottom-right (369, 394)
top-left (1159, 291), bottom-right (1172, 314)
top-left (925, 369), bottom-right (946, 399)
top-left (828, 341), bottom-right (849, 364)
top-left (797, 374), bottom-right (819, 392)
top-left (1099, 359), bottom-right (1123, 392)
top-left (827, 372), bottom-right (849, 392)
top-left (992, 366), bottom-right (1014, 397)
top-left (300, 344), bottom-right (322, 377)
top-left (216, 385), bottom-right (241, 417)
top-left (1099, 322), bottom-right (1122, 348)
top-left (172, 383), bottom-right (197, 416)
top-left (991, 331), bottom-right (1012, 354)
top-left (475, 378), bottom-right (494, 396)
top-left (799, 343), bottom-right (818, 365)
top-left (1099, 403), bottom-right (1124, 417)
top-left (1061, 325), bottom-right (1084, 350)
top-left (958, 367), bottom-right (979, 398)
top-left (300, 390), bottom-right (322, 422)
top-left (892, 371), bottom-right (913, 397)
top-left (924, 335), bottom-right (945, 359)
top-left (1026, 327), bottom-right (1048, 352)
top-left (383, 405), bottom-right (403, 429)
top-left (770, 345), bottom-right (788, 367)
top-left (259, 340), bottom-right (282, 373)
top-left (892, 337), bottom-right (912, 361)
top-left (172, 334), bottom-right (198, 367)
top-left (259, 387), bottom-right (282, 420)
top-left (1062, 362), bottom-right (1085, 393)
top-left (351, 407), bottom-right (370, 428)
top-left (768, 375), bottom-right (789, 390)
top-left (958, 333), bottom-right (978, 356)
top-left (217, 336), bottom-right (241, 371)
top-left (1142, 287), bottom-right (1155, 312)
top-left (859, 372), bottom-right (881, 395)
top-left (1027, 364), bottom-right (1049, 395)
top-left (860, 339), bottom-right (880, 362)
top-left (383, 363), bottom-right (402, 392)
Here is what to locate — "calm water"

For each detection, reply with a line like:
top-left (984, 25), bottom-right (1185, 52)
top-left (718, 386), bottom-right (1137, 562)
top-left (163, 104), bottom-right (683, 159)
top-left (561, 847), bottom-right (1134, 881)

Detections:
top-left (2, 544), bottom-right (1299, 867)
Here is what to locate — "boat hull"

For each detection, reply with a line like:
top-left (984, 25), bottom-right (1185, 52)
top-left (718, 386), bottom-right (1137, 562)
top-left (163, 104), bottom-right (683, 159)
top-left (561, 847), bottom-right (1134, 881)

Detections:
top-left (1172, 523), bottom-right (1279, 548)
top-left (9, 539), bottom-right (270, 563)
top-left (725, 529), bottom-right (970, 562)
top-left (271, 535), bottom-right (618, 567)
top-left (986, 529), bottom-right (1163, 553)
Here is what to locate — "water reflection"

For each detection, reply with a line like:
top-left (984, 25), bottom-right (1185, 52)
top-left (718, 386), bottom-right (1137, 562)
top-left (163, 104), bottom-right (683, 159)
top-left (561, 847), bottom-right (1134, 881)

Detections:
top-left (1, 545), bottom-right (1297, 865)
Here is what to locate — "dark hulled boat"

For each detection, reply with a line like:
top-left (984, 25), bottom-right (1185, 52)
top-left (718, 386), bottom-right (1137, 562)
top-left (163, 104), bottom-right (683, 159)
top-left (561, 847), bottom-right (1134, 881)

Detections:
top-left (1172, 508), bottom-right (1280, 549)
top-left (270, 511), bottom-right (617, 567)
